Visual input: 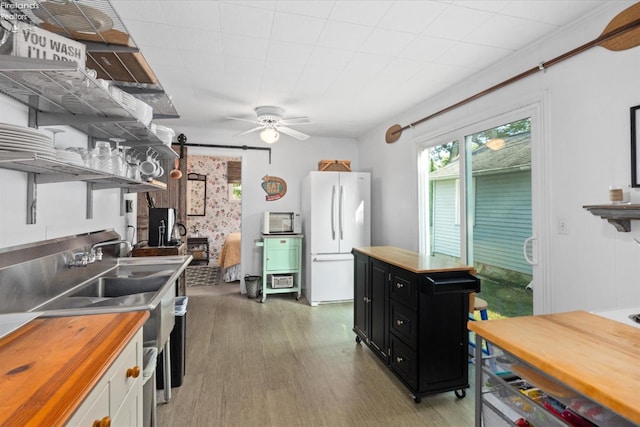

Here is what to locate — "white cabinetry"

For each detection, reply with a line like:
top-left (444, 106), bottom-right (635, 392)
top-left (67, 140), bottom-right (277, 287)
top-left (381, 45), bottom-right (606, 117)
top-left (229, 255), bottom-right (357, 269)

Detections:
top-left (67, 329), bottom-right (144, 427)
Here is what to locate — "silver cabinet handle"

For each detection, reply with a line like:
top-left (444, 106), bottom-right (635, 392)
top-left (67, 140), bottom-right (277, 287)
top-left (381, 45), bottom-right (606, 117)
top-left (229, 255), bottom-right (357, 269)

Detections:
top-left (396, 319), bottom-right (405, 326)
top-left (396, 282), bottom-right (404, 289)
top-left (396, 356), bottom-right (404, 363)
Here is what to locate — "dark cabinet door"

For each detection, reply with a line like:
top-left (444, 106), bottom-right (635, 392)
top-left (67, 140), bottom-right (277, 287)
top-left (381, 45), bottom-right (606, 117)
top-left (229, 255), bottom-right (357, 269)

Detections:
top-left (353, 251), bottom-right (369, 340)
top-left (418, 292), bottom-right (469, 392)
top-left (370, 259), bottom-right (389, 361)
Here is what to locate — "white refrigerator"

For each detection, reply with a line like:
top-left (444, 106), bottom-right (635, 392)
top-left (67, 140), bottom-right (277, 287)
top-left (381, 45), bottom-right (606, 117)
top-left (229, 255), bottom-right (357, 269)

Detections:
top-left (301, 171), bottom-right (371, 306)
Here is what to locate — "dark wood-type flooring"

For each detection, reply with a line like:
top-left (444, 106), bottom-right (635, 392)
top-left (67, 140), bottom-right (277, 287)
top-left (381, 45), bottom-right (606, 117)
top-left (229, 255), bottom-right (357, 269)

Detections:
top-left (157, 283), bottom-right (476, 426)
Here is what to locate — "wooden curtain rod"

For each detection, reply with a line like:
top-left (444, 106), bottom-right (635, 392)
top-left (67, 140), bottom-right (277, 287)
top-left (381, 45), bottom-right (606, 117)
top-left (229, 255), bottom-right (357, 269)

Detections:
top-left (385, 3), bottom-right (640, 143)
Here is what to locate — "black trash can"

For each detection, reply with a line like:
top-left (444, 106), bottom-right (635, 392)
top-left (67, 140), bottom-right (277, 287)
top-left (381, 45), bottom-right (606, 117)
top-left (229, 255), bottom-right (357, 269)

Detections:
top-left (157, 296), bottom-right (188, 388)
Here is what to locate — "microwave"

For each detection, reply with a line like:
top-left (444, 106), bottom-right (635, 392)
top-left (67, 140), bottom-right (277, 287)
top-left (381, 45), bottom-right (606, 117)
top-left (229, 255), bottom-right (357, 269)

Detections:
top-left (262, 211), bottom-right (302, 234)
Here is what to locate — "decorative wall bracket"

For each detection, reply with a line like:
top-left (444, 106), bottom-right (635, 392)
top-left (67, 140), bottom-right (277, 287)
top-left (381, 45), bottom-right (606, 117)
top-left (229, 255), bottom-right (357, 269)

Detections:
top-left (583, 204), bottom-right (640, 232)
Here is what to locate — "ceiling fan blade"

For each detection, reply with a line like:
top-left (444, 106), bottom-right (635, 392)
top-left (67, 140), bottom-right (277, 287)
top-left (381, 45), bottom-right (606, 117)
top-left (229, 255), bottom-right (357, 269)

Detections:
top-left (226, 116), bottom-right (259, 124)
top-left (280, 116), bottom-right (311, 126)
top-left (235, 126), bottom-right (264, 137)
top-left (277, 126), bottom-right (309, 140)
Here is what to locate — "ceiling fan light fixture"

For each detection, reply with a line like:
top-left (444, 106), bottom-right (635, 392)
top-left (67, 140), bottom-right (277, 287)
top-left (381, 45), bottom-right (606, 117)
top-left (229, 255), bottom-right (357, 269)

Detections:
top-left (260, 128), bottom-right (279, 144)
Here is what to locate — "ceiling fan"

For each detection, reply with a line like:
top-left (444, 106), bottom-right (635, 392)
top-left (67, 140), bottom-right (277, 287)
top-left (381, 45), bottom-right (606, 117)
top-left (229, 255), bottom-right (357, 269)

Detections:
top-left (226, 106), bottom-right (311, 143)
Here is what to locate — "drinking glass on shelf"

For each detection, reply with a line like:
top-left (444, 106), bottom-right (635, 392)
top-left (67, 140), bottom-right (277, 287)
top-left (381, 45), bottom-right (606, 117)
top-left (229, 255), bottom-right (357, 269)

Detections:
top-left (94, 141), bottom-right (113, 173)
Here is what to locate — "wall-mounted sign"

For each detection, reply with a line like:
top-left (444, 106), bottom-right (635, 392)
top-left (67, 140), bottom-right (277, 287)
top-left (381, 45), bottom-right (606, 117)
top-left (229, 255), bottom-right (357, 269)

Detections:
top-left (261, 175), bottom-right (287, 201)
top-left (13, 22), bottom-right (86, 68)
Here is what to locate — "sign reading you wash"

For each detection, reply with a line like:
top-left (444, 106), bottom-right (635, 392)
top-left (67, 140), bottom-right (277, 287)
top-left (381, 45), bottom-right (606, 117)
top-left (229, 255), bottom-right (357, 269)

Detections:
top-left (14, 22), bottom-right (86, 68)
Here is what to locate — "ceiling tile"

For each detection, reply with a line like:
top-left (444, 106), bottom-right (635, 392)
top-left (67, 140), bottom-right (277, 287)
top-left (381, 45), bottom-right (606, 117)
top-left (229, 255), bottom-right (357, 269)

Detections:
top-left (465, 14), bottom-right (556, 50)
top-left (498, 0), bottom-right (604, 25)
top-left (359, 28), bottom-right (417, 56)
top-left (110, 1), bottom-right (167, 24)
top-left (344, 52), bottom-right (393, 75)
top-left (438, 41), bottom-right (512, 68)
top-left (306, 46), bottom-right (355, 70)
top-left (271, 12), bottom-right (326, 44)
top-left (223, 56), bottom-right (266, 79)
top-left (266, 40), bottom-right (313, 64)
top-left (316, 20), bottom-right (373, 51)
top-left (377, 1), bottom-right (447, 34)
top-left (221, 34), bottom-right (269, 61)
top-left (328, 1), bottom-right (393, 26)
top-left (275, 0), bottom-right (335, 19)
top-left (121, 19), bottom-right (177, 48)
top-left (421, 5), bottom-right (492, 41)
top-left (219, 2), bottom-right (274, 38)
top-left (399, 35), bottom-right (457, 62)
top-left (168, 27), bottom-right (223, 54)
top-left (161, 1), bottom-right (222, 32)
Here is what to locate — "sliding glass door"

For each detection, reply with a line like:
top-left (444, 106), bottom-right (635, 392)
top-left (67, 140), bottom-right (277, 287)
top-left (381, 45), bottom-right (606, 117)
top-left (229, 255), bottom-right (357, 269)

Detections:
top-left (419, 116), bottom-right (534, 318)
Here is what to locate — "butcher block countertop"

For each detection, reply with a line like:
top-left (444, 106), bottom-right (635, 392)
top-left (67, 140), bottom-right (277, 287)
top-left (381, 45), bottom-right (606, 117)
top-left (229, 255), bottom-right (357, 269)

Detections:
top-left (469, 310), bottom-right (640, 424)
top-left (0, 311), bottom-right (149, 426)
top-left (353, 246), bottom-right (475, 274)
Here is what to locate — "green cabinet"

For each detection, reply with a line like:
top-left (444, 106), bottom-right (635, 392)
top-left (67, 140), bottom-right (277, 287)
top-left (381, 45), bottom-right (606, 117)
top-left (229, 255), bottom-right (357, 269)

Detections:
top-left (260, 235), bottom-right (303, 302)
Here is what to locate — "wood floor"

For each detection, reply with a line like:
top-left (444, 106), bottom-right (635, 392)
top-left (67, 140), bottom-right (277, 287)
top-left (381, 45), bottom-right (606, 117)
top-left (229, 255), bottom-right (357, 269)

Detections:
top-left (157, 283), bottom-right (476, 426)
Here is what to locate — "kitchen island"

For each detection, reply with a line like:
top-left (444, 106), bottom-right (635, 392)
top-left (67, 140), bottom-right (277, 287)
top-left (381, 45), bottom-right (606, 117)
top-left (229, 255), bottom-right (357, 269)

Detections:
top-left (469, 310), bottom-right (640, 426)
top-left (353, 246), bottom-right (479, 402)
top-left (0, 311), bottom-right (148, 426)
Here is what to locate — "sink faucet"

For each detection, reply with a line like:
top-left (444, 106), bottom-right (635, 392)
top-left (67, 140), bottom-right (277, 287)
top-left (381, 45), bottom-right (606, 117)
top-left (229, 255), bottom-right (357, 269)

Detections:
top-left (91, 239), bottom-right (133, 260)
top-left (68, 239), bottom-right (133, 268)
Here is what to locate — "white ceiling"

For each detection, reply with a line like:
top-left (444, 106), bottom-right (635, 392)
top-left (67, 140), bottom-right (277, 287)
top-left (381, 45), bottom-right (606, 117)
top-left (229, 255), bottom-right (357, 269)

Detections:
top-left (110, 0), bottom-right (608, 141)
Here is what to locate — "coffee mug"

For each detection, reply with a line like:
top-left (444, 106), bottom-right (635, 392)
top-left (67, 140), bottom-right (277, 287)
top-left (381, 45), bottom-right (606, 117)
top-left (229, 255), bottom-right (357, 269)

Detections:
top-left (139, 156), bottom-right (158, 176)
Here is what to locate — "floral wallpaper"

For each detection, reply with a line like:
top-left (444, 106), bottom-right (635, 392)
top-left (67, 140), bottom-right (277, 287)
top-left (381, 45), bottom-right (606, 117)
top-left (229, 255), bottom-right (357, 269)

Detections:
top-left (187, 155), bottom-right (242, 264)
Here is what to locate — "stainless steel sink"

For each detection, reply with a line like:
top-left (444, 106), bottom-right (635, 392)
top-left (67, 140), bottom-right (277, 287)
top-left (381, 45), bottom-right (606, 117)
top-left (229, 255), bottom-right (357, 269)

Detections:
top-left (32, 255), bottom-right (191, 350)
top-left (71, 272), bottom-right (174, 298)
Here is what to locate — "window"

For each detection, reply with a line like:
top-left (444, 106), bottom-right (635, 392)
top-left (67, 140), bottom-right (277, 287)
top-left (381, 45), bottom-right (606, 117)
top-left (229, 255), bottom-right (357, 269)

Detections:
top-left (227, 160), bottom-right (242, 203)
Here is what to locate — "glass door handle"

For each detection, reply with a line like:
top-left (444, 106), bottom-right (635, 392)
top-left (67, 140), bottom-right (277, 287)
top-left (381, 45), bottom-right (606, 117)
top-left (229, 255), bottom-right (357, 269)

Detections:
top-left (523, 235), bottom-right (538, 265)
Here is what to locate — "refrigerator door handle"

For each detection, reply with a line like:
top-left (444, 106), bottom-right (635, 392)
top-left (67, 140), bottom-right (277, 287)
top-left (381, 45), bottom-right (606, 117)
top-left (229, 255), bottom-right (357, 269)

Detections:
top-left (339, 185), bottom-right (345, 240)
top-left (331, 185), bottom-right (336, 240)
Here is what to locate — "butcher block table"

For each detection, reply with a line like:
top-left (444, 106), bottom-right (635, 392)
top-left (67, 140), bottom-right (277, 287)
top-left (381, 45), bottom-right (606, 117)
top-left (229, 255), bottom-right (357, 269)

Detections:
top-left (0, 311), bottom-right (148, 426)
top-left (469, 310), bottom-right (640, 426)
top-left (353, 245), bottom-right (476, 273)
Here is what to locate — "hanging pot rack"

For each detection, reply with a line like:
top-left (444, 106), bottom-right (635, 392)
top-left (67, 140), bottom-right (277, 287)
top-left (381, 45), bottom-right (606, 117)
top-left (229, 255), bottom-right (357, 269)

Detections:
top-left (385, 3), bottom-right (640, 144)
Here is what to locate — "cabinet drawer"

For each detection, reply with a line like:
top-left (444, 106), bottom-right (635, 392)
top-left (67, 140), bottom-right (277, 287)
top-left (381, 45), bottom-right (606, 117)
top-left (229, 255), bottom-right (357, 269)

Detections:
top-left (389, 334), bottom-right (417, 390)
top-left (109, 330), bottom-right (142, 412)
top-left (67, 380), bottom-right (110, 426)
top-left (264, 239), bottom-right (300, 271)
top-left (389, 299), bottom-right (417, 345)
top-left (389, 267), bottom-right (417, 310)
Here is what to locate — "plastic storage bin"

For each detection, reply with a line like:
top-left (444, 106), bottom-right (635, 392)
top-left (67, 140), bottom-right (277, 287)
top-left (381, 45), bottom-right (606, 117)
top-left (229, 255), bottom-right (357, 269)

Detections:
top-left (157, 296), bottom-right (188, 388)
top-left (143, 346), bottom-right (158, 427)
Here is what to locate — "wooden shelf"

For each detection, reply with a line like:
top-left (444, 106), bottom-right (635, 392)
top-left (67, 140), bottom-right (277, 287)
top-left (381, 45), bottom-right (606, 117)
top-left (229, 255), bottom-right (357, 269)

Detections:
top-left (583, 203), bottom-right (640, 232)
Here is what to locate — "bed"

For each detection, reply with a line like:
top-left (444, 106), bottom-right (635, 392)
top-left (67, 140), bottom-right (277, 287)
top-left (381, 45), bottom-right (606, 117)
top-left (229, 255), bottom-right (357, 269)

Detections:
top-left (218, 232), bottom-right (241, 282)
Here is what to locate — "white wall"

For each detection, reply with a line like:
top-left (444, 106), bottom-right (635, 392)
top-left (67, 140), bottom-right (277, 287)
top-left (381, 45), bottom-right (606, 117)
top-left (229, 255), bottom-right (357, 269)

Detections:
top-left (163, 126), bottom-right (358, 289)
top-left (357, 1), bottom-right (640, 314)
top-left (0, 96), bottom-right (128, 248)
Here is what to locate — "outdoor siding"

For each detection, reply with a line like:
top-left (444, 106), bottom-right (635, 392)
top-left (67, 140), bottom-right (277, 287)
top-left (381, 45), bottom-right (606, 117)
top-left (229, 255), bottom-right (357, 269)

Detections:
top-left (432, 179), bottom-right (460, 258)
top-left (474, 171), bottom-right (532, 274)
